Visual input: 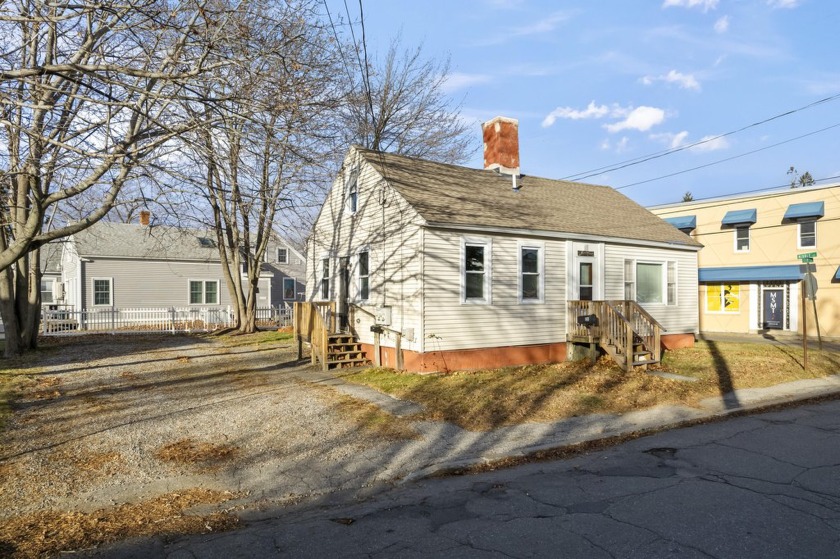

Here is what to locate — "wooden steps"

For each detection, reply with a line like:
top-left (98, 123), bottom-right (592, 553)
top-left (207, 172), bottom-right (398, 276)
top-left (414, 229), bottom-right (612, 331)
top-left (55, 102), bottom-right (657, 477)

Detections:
top-left (325, 333), bottom-right (370, 370)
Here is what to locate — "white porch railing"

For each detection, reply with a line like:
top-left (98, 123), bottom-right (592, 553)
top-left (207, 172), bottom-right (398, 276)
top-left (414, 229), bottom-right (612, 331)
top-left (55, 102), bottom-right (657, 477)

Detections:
top-left (41, 304), bottom-right (293, 335)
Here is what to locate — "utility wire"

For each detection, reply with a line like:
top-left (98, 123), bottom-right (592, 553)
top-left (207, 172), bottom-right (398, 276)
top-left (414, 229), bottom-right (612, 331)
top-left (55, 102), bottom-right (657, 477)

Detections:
top-left (562, 91), bottom-right (840, 182)
top-left (616, 121), bottom-right (840, 190)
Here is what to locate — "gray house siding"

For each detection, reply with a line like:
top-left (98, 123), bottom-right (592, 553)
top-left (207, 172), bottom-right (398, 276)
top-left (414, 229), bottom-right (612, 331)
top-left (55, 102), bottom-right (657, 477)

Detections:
top-left (80, 259), bottom-right (232, 308)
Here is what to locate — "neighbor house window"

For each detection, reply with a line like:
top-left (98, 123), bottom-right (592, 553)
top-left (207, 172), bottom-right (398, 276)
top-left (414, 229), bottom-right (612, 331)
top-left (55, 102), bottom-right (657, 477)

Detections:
top-left (92, 278), bottom-right (112, 306)
top-left (798, 220), bottom-right (816, 248)
top-left (41, 278), bottom-right (54, 304)
top-left (189, 280), bottom-right (219, 305)
top-left (735, 225), bottom-right (750, 252)
top-left (707, 284), bottom-right (740, 313)
top-left (283, 277), bottom-right (296, 300)
top-left (320, 257), bottom-right (330, 299)
top-left (462, 239), bottom-right (491, 303)
top-left (520, 246), bottom-right (543, 302)
top-left (277, 248), bottom-right (288, 263)
top-left (358, 250), bottom-right (370, 301)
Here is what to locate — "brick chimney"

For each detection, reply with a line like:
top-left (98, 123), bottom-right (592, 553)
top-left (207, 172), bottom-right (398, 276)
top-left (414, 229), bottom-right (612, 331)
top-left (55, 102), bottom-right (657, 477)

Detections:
top-left (139, 210), bottom-right (151, 226)
top-left (482, 116), bottom-right (520, 176)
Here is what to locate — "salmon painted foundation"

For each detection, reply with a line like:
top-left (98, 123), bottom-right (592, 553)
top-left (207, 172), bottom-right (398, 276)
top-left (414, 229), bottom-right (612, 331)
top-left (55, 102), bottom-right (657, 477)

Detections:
top-left (361, 333), bottom-right (694, 373)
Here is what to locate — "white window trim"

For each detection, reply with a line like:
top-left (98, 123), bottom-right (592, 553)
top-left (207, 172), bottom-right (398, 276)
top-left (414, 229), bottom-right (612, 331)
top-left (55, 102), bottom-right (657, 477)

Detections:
top-left (356, 246), bottom-right (371, 303)
top-left (460, 237), bottom-right (492, 305)
top-left (277, 247), bottom-right (289, 264)
top-left (188, 279), bottom-right (220, 306)
top-left (734, 225), bottom-right (750, 253)
top-left (625, 260), bottom-right (673, 305)
top-left (345, 168), bottom-right (360, 215)
top-left (319, 254), bottom-right (331, 301)
top-left (797, 220), bottom-right (817, 249)
top-left (282, 277), bottom-right (297, 301)
top-left (518, 242), bottom-right (545, 304)
top-left (91, 277), bottom-right (113, 307)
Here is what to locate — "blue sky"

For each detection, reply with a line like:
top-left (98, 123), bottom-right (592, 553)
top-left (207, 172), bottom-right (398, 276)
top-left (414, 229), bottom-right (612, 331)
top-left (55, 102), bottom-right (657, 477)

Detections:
top-left (332, 0), bottom-right (840, 206)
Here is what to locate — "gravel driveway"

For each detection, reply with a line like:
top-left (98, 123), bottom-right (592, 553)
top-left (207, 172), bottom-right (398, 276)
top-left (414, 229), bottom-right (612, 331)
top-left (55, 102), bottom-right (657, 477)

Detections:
top-left (0, 333), bottom-right (411, 532)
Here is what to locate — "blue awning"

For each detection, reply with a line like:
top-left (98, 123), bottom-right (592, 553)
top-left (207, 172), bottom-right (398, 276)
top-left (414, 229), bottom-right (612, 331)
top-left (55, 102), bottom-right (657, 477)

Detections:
top-left (699, 265), bottom-right (804, 282)
top-left (664, 215), bottom-right (696, 232)
top-left (721, 209), bottom-right (757, 226)
top-left (784, 201), bottom-right (824, 221)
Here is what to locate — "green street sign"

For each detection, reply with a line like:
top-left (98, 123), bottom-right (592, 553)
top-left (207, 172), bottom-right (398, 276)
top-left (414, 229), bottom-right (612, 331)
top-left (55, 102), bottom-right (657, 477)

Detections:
top-left (797, 252), bottom-right (817, 261)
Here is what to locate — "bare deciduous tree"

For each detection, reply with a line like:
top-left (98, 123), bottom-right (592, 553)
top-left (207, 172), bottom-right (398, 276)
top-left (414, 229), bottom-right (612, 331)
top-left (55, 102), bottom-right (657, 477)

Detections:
top-left (343, 36), bottom-right (478, 164)
top-left (0, 1), bottom-right (240, 356)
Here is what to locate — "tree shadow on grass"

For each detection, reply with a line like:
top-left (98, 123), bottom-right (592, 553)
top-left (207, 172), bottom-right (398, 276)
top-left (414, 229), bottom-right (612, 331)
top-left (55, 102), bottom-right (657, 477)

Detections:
top-left (705, 340), bottom-right (740, 410)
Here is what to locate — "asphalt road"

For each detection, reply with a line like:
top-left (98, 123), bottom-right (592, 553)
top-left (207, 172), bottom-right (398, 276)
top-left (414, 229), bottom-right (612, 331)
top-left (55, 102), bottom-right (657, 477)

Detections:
top-left (93, 397), bottom-right (840, 559)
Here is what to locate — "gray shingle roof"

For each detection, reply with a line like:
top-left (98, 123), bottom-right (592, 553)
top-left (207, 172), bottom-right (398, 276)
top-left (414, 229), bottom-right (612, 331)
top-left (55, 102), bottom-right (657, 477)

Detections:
top-left (72, 222), bottom-right (221, 261)
top-left (358, 147), bottom-right (701, 248)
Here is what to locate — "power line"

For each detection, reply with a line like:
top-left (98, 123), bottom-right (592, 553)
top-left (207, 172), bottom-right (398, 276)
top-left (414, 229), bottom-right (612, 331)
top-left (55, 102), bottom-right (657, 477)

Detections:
top-left (616, 121), bottom-right (840, 190)
top-left (562, 91), bottom-right (840, 182)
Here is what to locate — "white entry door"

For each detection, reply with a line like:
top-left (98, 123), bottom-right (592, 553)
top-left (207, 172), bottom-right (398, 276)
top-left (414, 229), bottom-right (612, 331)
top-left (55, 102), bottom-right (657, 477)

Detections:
top-left (569, 242), bottom-right (604, 301)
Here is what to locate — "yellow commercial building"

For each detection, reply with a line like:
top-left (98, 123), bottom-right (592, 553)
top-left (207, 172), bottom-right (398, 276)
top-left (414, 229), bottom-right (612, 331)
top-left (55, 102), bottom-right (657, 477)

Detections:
top-left (650, 183), bottom-right (840, 339)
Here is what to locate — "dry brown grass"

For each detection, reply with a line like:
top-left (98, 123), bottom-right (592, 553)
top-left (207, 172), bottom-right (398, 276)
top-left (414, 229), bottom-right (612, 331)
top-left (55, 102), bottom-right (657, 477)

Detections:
top-left (346, 341), bottom-right (840, 431)
top-left (154, 438), bottom-right (240, 472)
top-left (0, 489), bottom-right (239, 559)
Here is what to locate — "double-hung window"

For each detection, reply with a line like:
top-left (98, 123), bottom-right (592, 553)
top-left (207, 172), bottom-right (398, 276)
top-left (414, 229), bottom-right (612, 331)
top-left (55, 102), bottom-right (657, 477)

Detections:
top-left (358, 250), bottom-right (370, 301)
top-left (93, 278), bottom-right (113, 306)
top-left (462, 239), bottom-right (491, 303)
top-left (520, 245), bottom-right (543, 303)
top-left (735, 226), bottom-right (750, 252)
top-left (798, 220), bottom-right (816, 248)
top-left (277, 248), bottom-right (288, 263)
top-left (320, 257), bottom-right (330, 300)
top-left (189, 280), bottom-right (218, 305)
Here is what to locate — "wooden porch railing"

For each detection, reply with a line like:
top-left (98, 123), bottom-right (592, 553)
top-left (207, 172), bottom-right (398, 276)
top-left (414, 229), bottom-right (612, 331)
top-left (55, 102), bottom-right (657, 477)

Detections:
top-left (294, 302), bottom-right (336, 370)
top-left (567, 300), bottom-right (663, 371)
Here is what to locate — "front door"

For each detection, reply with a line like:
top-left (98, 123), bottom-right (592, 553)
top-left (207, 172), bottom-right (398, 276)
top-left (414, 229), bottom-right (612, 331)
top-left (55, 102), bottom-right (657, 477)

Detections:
top-left (337, 257), bottom-right (350, 331)
top-left (762, 288), bottom-right (785, 329)
top-left (570, 243), bottom-right (602, 302)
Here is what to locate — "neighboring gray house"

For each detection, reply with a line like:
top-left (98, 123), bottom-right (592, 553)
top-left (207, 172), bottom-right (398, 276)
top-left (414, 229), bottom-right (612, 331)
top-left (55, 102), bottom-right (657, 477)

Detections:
top-left (307, 117), bottom-right (702, 372)
top-left (58, 218), bottom-right (305, 310)
top-left (40, 242), bottom-right (63, 305)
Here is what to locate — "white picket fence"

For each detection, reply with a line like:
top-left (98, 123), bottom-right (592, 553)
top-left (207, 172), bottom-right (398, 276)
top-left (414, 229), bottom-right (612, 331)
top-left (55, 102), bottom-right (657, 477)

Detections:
top-left (41, 305), bottom-right (293, 335)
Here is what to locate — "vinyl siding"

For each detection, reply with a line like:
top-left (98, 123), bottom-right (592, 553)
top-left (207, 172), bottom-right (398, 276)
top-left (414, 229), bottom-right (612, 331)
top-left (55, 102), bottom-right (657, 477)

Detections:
top-left (82, 259), bottom-right (232, 308)
top-left (308, 150), bottom-right (424, 352)
top-left (422, 228), bottom-right (567, 352)
top-left (604, 244), bottom-right (699, 334)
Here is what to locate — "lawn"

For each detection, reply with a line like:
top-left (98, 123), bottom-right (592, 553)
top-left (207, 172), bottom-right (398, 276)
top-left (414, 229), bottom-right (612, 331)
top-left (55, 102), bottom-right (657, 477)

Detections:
top-left (344, 340), bottom-right (840, 431)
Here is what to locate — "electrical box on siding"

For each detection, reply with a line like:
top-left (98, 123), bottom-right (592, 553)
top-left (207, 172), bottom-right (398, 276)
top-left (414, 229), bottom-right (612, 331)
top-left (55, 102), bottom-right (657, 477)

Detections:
top-left (375, 306), bottom-right (392, 326)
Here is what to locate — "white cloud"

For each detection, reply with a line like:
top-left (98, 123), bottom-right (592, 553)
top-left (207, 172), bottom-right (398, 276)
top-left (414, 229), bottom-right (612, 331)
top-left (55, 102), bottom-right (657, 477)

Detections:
top-left (767, 0), bottom-right (800, 8)
top-left (542, 101), bottom-right (610, 127)
top-left (690, 135), bottom-right (730, 151)
top-left (651, 130), bottom-right (690, 149)
top-left (604, 106), bottom-right (666, 133)
top-left (442, 73), bottom-right (492, 93)
top-left (641, 70), bottom-right (701, 90)
top-left (600, 136), bottom-right (631, 153)
top-left (662, 0), bottom-right (719, 12)
top-left (714, 15), bottom-right (729, 33)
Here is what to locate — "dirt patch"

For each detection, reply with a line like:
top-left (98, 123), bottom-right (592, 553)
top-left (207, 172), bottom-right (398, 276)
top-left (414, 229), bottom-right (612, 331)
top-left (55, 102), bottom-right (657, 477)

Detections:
top-left (154, 439), bottom-right (240, 472)
top-left (0, 333), bottom-right (410, 557)
top-left (0, 488), bottom-right (239, 559)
